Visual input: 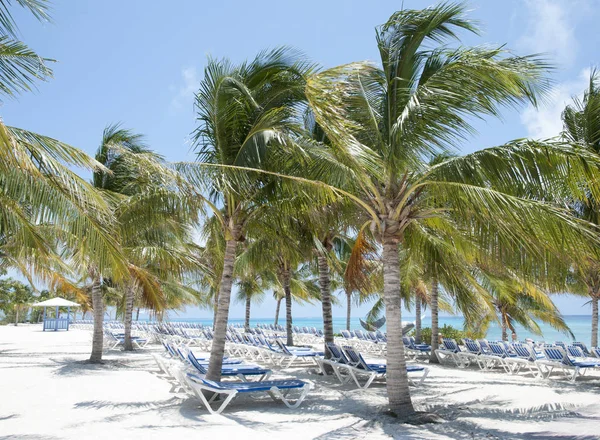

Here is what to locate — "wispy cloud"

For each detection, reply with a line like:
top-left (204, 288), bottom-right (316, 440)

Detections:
top-left (518, 0), bottom-right (578, 67)
top-left (520, 68), bottom-right (591, 139)
top-left (170, 67), bottom-right (200, 111)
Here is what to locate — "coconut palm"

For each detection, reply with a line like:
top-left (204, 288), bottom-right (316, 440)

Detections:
top-left (178, 49), bottom-right (315, 381)
top-left (300, 3), bottom-right (600, 418)
top-left (562, 69), bottom-right (600, 347)
top-left (235, 273), bottom-right (269, 331)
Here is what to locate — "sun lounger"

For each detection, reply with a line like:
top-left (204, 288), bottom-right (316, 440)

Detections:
top-left (435, 338), bottom-right (470, 367)
top-left (274, 339), bottom-right (322, 368)
top-left (538, 346), bottom-right (600, 382)
top-left (340, 346), bottom-right (429, 389)
top-left (186, 352), bottom-right (271, 382)
top-left (185, 373), bottom-right (311, 414)
top-left (502, 343), bottom-right (542, 376)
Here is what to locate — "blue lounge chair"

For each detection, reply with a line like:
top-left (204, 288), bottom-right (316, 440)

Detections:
top-left (435, 338), bottom-right (470, 367)
top-left (341, 346), bottom-right (429, 389)
top-left (274, 339), bottom-right (323, 368)
top-left (538, 346), bottom-right (600, 382)
top-left (572, 342), bottom-right (591, 356)
top-left (185, 373), bottom-right (312, 414)
top-left (187, 352), bottom-right (271, 382)
top-left (402, 336), bottom-right (431, 358)
top-left (503, 343), bottom-right (542, 376)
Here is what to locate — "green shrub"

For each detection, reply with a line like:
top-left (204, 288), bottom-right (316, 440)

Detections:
top-left (411, 324), bottom-right (466, 345)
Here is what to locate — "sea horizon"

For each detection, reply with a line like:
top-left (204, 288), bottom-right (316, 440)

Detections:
top-left (159, 314), bottom-right (596, 346)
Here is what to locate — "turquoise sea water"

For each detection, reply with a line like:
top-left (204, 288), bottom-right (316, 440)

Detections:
top-left (170, 315), bottom-right (596, 346)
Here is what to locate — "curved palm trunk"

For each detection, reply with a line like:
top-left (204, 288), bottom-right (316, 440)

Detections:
top-left (592, 292), bottom-right (599, 348)
top-left (14, 306), bottom-right (19, 326)
top-left (135, 307), bottom-right (140, 321)
top-left (317, 253), bottom-right (334, 362)
top-left (415, 298), bottom-right (421, 344)
top-left (245, 295), bottom-right (251, 332)
top-left (429, 279), bottom-right (439, 363)
top-left (206, 238), bottom-right (237, 382)
top-left (89, 279), bottom-right (104, 363)
top-left (346, 289), bottom-right (352, 331)
top-left (283, 267), bottom-right (294, 346)
top-left (274, 297), bottom-right (282, 326)
top-left (382, 239), bottom-right (415, 418)
top-left (123, 286), bottom-right (135, 351)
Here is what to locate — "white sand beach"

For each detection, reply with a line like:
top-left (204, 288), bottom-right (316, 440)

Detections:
top-left (1, 326), bottom-right (599, 440)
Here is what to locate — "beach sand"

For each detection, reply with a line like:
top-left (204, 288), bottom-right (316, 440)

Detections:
top-left (1, 325), bottom-right (599, 440)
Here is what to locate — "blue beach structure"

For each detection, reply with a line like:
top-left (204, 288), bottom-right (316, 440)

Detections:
top-left (31, 297), bottom-right (80, 331)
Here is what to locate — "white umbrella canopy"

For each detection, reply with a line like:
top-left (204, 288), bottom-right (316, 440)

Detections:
top-left (31, 297), bottom-right (80, 307)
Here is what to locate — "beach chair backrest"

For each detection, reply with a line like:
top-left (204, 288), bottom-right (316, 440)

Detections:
top-left (543, 347), bottom-right (570, 365)
top-left (488, 341), bottom-right (506, 356)
top-left (567, 345), bottom-right (585, 358)
top-left (402, 336), bottom-right (412, 348)
top-left (442, 338), bottom-right (459, 353)
top-left (341, 330), bottom-right (352, 339)
top-left (341, 346), bottom-right (363, 368)
top-left (275, 339), bottom-right (292, 355)
top-left (512, 343), bottom-right (533, 360)
top-left (572, 342), bottom-right (590, 356)
top-left (554, 341), bottom-right (567, 349)
top-left (326, 342), bottom-right (347, 363)
top-left (187, 352), bottom-right (209, 374)
top-left (593, 347), bottom-right (600, 358)
top-left (464, 340), bottom-right (481, 354)
top-left (477, 339), bottom-right (491, 353)
top-left (354, 330), bottom-right (366, 340)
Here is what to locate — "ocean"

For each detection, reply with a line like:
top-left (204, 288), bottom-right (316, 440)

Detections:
top-left (168, 315), bottom-right (596, 346)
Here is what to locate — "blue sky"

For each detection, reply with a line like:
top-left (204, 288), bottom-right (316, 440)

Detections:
top-left (4, 0), bottom-right (599, 319)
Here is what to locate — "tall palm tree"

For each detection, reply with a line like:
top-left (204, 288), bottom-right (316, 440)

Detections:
top-left (180, 49), bottom-right (314, 380)
top-left (77, 125), bottom-right (200, 360)
top-left (235, 274), bottom-right (269, 331)
top-left (301, 3), bottom-right (600, 418)
top-left (562, 69), bottom-right (600, 347)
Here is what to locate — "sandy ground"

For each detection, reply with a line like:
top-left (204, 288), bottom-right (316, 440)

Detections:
top-left (1, 325), bottom-right (600, 440)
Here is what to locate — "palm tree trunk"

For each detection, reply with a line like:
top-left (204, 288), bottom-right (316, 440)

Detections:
top-left (415, 298), bottom-right (421, 344)
top-left (283, 267), bottom-right (294, 346)
top-left (346, 289), bottom-right (352, 331)
top-left (89, 279), bottom-right (104, 363)
top-left (501, 314), bottom-right (508, 342)
top-left (317, 252), bottom-right (334, 362)
top-left (206, 237), bottom-right (237, 382)
top-left (592, 292), bottom-right (599, 348)
top-left (382, 239), bottom-right (415, 418)
top-left (212, 301), bottom-right (218, 331)
top-left (245, 294), bottom-right (251, 332)
top-left (14, 306), bottom-right (18, 326)
top-left (429, 279), bottom-right (439, 363)
top-left (123, 286), bottom-right (135, 351)
top-left (274, 297), bottom-right (282, 326)
top-left (135, 307), bottom-right (140, 321)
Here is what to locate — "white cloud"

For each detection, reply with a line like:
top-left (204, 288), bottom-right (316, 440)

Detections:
top-left (518, 0), bottom-right (578, 67)
top-left (520, 67), bottom-right (591, 139)
top-left (170, 66), bottom-right (200, 111)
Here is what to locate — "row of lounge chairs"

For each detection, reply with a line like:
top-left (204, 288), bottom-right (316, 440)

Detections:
top-left (317, 342), bottom-right (429, 389)
top-left (155, 341), bottom-right (313, 414)
top-left (435, 338), bottom-right (600, 382)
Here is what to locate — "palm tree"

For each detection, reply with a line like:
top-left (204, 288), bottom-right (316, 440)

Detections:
top-left (235, 274), bottom-right (269, 331)
top-left (301, 3), bottom-right (600, 418)
top-left (76, 125), bottom-right (201, 360)
top-left (180, 49), bottom-right (313, 381)
top-left (0, 1), bottom-right (125, 291)
top-left (562, 69), bottom-right (600, 347)
top-left (471, 265), bottom-right (574, 341)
